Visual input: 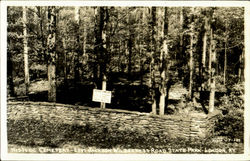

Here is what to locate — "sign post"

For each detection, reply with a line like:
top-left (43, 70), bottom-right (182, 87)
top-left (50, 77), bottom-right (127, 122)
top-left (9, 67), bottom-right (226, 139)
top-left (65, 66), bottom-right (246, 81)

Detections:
top-left (101, 76), bottom-right (107, 108)
top-left (92, 75), bottom-right (111, 108)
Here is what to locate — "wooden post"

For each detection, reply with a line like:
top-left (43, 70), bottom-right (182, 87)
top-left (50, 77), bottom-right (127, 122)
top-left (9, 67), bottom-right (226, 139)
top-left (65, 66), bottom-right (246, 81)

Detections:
top-left (100, 75), bottom-right (107, 109)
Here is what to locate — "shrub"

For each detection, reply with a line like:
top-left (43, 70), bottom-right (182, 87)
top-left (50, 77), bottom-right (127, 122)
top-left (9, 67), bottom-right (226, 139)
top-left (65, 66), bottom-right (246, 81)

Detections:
top-left (214, 83), bottom-right (244, 141)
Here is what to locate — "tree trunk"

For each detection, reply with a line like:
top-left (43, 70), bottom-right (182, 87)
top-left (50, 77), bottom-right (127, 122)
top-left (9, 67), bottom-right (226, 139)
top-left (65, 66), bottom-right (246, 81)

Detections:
top-left (94, 7), bottom-right (100, 87)
top-left (127, 9), bottom-right (133, 76)
top-left (62, 37), bottom-right (67, 81)
top-left (47, 6), bottom-right (57, 102)
top-left (74, 6), bottom-right (80, 82)
top-left (223, 41), bottom-right (227, 85)
top-left (101, 7), bottom-right (108, 109)
top-left (223, 21), bottom-right (228, 85)
top-left (37, 7), bottom-right (46, 63)
top-left (23, 6), bottom-right (30, 95)
top-left (238, 47), bottom-right (244, 82)
top-left (94, 7), bottom-right (108, 108)
top-left (178, 7), bottom-right (184, 81)
top-left (188, 8), bottom-right (194, 100)
top-left (150, 7), bottom-right (157, 115)
top-left (159, 7), bottom-right (168, 116)
top-left (82, 7), bottom-right (87, 66)
top-left (208, 26), bottom-right (212, 87)
top-left (179, 7), bottom-right (183, 54)
top-left (209, 29), bottom-right (216, 113)
top-left (202, 34), bottom-right (207, 69)
top-left (201, 15), bottom-right (208, 91)
top-left (202, 13), bottom-right (208, 69)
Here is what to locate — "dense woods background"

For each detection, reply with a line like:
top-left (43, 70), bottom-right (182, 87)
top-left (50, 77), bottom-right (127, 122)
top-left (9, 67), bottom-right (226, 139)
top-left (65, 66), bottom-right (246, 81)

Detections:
top-left (7, 6), bottom-right (244, 140)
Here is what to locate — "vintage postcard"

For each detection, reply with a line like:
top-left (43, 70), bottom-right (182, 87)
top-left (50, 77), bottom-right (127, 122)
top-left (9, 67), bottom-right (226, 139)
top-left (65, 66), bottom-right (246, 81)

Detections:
top-left (1, 0), bottom-right (250, 160)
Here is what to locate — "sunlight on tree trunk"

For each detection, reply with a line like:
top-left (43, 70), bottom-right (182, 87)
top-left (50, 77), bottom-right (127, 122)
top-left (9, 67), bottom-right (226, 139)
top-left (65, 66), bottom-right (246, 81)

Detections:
top-left (47, 6), bottom-right (56, 102)
top-left (23, 6), bottom-right (29, 95)
top-left (202, 13), bottom-right (208, 69)
top-left (180, 7), bottom-right (183, 52)
top-left (159, 7), bottom-right (168, 116)
top-left (208, 25), bottom-right (212, 87)
top-left (188, 8), bottom-right (195, 100)
top-left (209, 30), bottom-right (216, 113)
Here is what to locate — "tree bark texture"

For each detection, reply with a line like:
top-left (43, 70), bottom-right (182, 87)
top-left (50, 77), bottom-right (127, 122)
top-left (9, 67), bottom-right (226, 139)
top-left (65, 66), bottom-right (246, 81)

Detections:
top-left (202, 12), bottom-right (208, 69)
top-left (94, 7), bottom-right (108, 108)
top-left (47, 6), bottom-right (57, 102)
top-left (188, 8), bottom-right (194, 100)
top-left (209, 29), bottom-right (216, 113)
top-left (101, 7), bottom-right (108, 109)
top-left (23, 6), bottom-right (30, 95)
top-left (150, 7), bottom-right (157, 115)
top-left (238, 47), bottom-right (244, 82)
top-left (159, 7), bottom-right (169, 116)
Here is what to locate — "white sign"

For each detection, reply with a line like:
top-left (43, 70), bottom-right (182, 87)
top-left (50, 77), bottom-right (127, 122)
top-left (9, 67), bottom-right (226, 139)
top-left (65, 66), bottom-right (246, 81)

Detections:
top-left (92, 89), bottom-right (112, 104)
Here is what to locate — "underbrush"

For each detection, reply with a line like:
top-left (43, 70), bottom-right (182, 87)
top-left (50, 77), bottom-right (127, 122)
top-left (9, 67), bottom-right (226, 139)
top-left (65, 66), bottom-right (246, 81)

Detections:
top-left (214, 83), bottom-right (244, 141)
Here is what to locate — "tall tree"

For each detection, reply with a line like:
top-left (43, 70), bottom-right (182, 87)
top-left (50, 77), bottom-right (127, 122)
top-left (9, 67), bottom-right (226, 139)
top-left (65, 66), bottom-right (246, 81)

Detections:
top-left (94, 7), bottom-right (109, 108)
top-left (223, 20), bottom-right (228, 85)
top-left (23, 6), bottom-right (30, 95)
top-left (202, 10), bottom-right (208, 69)
top-left (47, 6), bottom-right (57, 102)
top-left (238, 47), bottom-right (244, 82)
top-left (74, 6), bottom-right (81, 82)
top-left (188, 7), bottom-right (195, 100)
top-left (150, 7), bottom-right (157, 114)
top-left (36, 6), bottom-right (47, 63)
top-left (159, 7), bottom-right (169, 115)
top-left (101, 7), bottom-right (109, 109)
top-left (209, 30), bottom-right (216, 113)
top-left (201, 9), bottom-right (209, 91)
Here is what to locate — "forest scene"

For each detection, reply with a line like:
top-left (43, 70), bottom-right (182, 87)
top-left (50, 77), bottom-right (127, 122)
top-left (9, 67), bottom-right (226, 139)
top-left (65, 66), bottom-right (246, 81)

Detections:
top-left (6, 6), bottom-right (244, 154)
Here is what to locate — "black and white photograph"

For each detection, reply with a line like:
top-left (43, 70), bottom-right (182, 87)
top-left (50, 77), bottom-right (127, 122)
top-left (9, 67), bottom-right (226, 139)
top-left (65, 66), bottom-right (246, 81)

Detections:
top-left (1, 0), bottom-right (250, 160)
